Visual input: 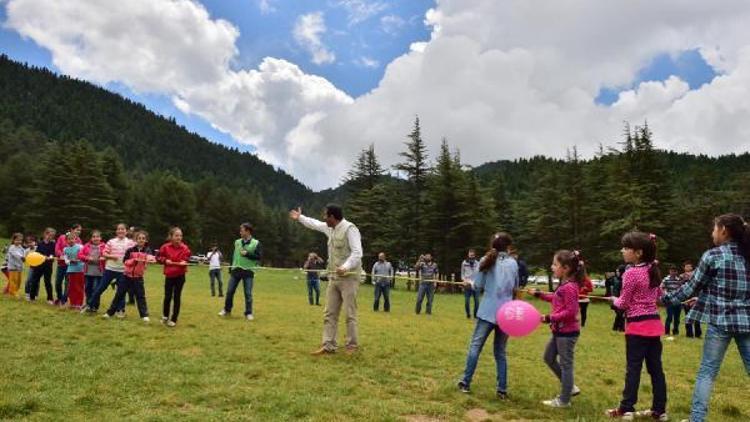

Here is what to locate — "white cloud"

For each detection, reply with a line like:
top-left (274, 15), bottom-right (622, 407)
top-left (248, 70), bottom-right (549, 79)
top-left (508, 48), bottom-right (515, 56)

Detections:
top-left (354, 56), bottom-right (379, 68)
top-left (293, 12), bottom-right (335, 65)
top-left (335, 0), bottom-right (388, 26)
top-left (7, 0), bottom-right (750, 190)
top-left (380, 14), bottom-right (405, 35)
top-left (257, 0), bottom-right (275, 14)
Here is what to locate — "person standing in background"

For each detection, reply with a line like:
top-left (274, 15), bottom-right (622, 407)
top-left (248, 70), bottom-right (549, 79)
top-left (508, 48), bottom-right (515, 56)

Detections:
top-left (415, 253), bottom-right (438, 315)
top-left (304, 252), bottom-right (324, 306)
top-left (207, 244), bottom-right (224, 297)
top-left (372, 252), bottom-right (393, 312)
top-left (461, 249), bottom-right (480, 319)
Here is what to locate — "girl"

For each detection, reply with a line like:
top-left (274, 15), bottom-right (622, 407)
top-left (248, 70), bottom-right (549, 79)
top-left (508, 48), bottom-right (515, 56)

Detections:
top-left (23, 235), bottom-right (37, 301)
top-left (83, 223), bottom-right (134, 314)
top-left (79, 230), bottom-right (106, 307)
top-left (533, 250), bottom-right (583, 408)
top-left (606, 232), bottom-right (667, 421)
top-left (662, 214), bottom-right (750, 422)
top-left (578, 274), bottom-right (594, 327)
top-left (29, 228), bottom-right (56, 303)
top-left (63, 232), bottom-right (85, 309)
top-left (103, 231), bottom-right (154, 321)
top-left (457, 233), bottom-right (518, 399)
top-left (158, 227), bottom-right (191, 327)
top-left (4, 233), bottom-right (26, 297)
top-left (207, 244), bottom-right (223, 297)
top-left (55, 223), bottom-right (82, 305)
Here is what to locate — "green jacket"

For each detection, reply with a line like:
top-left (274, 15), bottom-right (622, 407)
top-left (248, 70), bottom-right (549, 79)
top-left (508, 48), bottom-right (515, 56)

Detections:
top-left (231, 237), bottom-right (261, 271)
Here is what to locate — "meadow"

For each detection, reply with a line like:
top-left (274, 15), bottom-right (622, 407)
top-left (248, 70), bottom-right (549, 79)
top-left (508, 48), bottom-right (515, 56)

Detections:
top-left (0, 264), bottom-right (748, 421)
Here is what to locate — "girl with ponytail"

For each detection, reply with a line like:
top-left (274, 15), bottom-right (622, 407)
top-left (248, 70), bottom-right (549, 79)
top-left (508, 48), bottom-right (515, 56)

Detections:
top-left (533, 249), bottom-right (584, 408)
top-left (457, 232), bottom-right (518, 399)
top-left (662, 214), bottom-right (750, 422)
top-left (606, 232), bottom-right (667, 420)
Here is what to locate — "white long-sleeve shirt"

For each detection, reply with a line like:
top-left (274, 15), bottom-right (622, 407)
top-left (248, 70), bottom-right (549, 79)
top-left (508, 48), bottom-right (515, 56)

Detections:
top-left (298, 215), bottom-right (363, 272)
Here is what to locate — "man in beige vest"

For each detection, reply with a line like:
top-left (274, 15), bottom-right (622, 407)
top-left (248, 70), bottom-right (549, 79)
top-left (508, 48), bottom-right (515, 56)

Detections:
top-left (290, 204), bottom-right (363, 355)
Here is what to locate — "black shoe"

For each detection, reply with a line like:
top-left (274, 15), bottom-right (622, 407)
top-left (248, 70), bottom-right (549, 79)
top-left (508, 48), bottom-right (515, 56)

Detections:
top-left (219, 294), bottom-right (224, 297)
top-left (457, 381), bottom-right (470, 393)
top-left (497, 391), bottom-right (508, 400)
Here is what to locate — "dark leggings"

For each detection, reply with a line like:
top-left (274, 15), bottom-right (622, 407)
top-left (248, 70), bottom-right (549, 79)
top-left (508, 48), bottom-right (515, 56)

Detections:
top-left (163, 275), bottom-right (186, 323)
top-left (579, 302), bottom-right (589, 327)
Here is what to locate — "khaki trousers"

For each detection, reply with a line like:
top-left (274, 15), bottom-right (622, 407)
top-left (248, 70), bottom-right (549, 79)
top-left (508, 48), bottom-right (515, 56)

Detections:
top-left (322, 275), bottom-right (358, 351)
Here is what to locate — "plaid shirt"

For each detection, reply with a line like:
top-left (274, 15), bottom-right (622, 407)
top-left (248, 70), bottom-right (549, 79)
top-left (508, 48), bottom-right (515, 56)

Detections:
top-left (662, 242), bottom-right (750, 333)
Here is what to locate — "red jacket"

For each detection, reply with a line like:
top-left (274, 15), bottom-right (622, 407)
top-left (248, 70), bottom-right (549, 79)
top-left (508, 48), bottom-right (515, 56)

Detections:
top-left (157, 242), bottom-right (191, 278)
top-left (78, 242), bottom-right (106, 274)
top-left (124, 246), bottom-right (155, 279)
top-left (578, 277), bottom-right (594, 299)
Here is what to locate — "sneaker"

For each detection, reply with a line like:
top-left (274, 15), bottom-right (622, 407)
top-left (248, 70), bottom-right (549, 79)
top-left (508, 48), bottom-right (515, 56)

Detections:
top-left (218, 309), bottom-right (228, 317)
top-left (142, 317), bottom-right (150, 323)
top-left (246, 314), bottom-right (254, 321)
top-left (101, 313), bottom-right (111, 319)
top-left (542, 397), bottom-right (571, 408)
top-left (496, 391), bottom-right (508, 400)
top-left (80, 305), bottom-right (90, 314)
top-left (310, 347), bottom-right (335, 356)
top-left (47, 300), bottom-right (55, 305)
top-left (635, 410), bottom-right (669, 421)
top-left (166, 321), bottom-right (176, 327)
top-left (605, 408), bottom-right (635, 420)
top-left (571, 385), bottom-right (581, 396)
top-left (25, 294), bottom-right (31, 301)
top-left (115, 311), bottom-right (126, 319)
top-left (666, 336), bottom-right (675, 342)
top-left (457, 381), bottom-right (470, 394)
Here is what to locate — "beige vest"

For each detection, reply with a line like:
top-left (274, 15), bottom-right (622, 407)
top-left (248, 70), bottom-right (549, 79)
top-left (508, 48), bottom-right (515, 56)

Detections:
top-left (328, 219), bottom-right (362, 274)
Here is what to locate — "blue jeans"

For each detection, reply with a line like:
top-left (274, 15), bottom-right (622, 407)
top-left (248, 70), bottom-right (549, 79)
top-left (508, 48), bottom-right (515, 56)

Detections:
top-left (665, 304), bottom-right (681, 335)
top-left (54, 265), bottom-right (68, 303)
top-left (209, 269), bottom-right (223, 296)
top-left (224, 270), bottom-right (254, 315)
top-left (307, 275), bottom-right (320, 305)
top-left (84, 275), bottom-right (101, 304)
top-left (416, 282), bottom-right (435, 314)
top-left (464, 287), bottom-right (480, 318)
top-left (460, 318), bottom-right (509, 392)
top-left (690, 324), bottom-right (750, 422)
top-left (374, 281), bottom-right (390, 311)
top-left (87, 269), bottom-right (122, 311)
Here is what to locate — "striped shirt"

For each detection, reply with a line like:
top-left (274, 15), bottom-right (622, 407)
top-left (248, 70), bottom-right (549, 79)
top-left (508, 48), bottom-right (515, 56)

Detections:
top-left (660, 275), bottom-right (683, 294)
top-left (663, 242), bottom-right (750, 333)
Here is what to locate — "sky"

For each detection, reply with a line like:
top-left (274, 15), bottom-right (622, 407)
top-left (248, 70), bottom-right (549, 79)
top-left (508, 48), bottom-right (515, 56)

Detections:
top-left (1, 0), bottom-right (747, 190)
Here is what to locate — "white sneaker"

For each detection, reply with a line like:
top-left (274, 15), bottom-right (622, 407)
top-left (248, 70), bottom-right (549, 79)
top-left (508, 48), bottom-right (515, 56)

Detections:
top-left (246, 314), bottom-right (254, 321)
top-left (542, 397), bottom-right (571, 408)
top-left (101, 313), bottom-right (110, 319)
top-left (80, 305), bottom-right (90, 314)
top-left (116, 311), bottom-right (126, 319)
top-left (142, 317), bottom-right (150, 323)
top-left (47, 300), bottom-right (55, 305)
top-left (166, 321), bottom-right (176, 327)
top-left (571, 385), bottom-right (581, 396)
top-left (666, 336), bottom-right (675, 341)
top-left (161, 316), bottom-right (169, 324)
top-left (25, 294), bottom-right (31, 301)
top-left (218, 309), bottom-right (228, 317)
top-left (635, 410), bottom-right (669, 421)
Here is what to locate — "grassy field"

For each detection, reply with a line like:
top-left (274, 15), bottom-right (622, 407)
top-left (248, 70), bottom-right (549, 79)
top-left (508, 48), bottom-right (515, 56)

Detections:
top-left (1, 264), bottom-right (748, 422)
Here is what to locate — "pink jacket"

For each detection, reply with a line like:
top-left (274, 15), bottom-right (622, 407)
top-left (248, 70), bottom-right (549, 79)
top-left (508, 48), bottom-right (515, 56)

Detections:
top-left (78, 242), bottom-right (106, 274)
top-left (124, 247), bottom-right (156, 279)
top-left (614, 265), bottom-right (661, 319)
top-left (540, 281), bottom-right (581, 335)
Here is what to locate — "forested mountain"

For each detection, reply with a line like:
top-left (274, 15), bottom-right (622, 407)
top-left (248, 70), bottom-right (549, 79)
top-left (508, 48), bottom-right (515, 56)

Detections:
top-left (2, 54), bottom-right (750, 277)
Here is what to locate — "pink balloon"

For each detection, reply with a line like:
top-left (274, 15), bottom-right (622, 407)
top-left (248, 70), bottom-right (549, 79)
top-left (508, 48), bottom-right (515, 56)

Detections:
top-left (496, 300), bottom-right (542, 337)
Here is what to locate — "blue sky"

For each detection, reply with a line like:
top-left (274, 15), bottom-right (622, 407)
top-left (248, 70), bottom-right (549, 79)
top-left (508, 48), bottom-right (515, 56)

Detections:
top-left (0, 0), bottom-right (433, 150)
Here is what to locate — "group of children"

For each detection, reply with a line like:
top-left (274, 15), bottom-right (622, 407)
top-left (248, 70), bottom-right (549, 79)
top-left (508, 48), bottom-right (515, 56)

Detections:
top-left (456, 214), bottom-right (750, 422)
top-left (3, 223), bottom-right (192, 327)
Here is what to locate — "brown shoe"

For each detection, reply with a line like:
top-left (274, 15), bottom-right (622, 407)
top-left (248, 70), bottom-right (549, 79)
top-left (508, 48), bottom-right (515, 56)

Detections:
top-left (344, 347), bottom-right (358, 355)
top-left (311, 347), bottom-right (335, 356)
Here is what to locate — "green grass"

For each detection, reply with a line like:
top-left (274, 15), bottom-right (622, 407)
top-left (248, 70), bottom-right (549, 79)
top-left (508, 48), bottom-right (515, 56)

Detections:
top-left (1, 265), bottom-right (748, 421)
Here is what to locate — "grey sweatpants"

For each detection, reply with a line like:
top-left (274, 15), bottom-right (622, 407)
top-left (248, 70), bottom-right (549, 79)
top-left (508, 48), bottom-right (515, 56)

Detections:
top-left (543, 335), bottom-right (578, 403)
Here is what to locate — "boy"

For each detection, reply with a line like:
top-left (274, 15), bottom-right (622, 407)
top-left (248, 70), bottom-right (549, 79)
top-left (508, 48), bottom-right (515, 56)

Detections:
top-left (661, 265), bottom-right (683, 339)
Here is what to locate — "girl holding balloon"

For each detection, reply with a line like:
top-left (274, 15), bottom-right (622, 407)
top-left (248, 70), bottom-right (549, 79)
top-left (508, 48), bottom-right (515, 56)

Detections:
top-left (533, 250), bottom-right (583, 408)
top-left (457, 232), bottom-right (518, 399)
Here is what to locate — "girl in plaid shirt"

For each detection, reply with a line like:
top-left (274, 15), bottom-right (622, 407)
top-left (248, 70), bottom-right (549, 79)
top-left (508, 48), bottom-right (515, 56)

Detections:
top-left (662, 214), bottom-right (750, 422)
top-left (606, 232), bottom-right (668, 421)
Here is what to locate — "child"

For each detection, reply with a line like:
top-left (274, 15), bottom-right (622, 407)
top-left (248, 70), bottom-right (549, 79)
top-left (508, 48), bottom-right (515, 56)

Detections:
top-left (28, 228), bottom-right (56, 303)
top-left (83, 223), bottom-right (134, 314)
top-left (158, 227), bottom-right (191, 327)
top-left (103, 231), bottom-right (154, 321)
top-left (23, 235), bottom-right (37, 300)
top-left (55, 224), bottom-right (82, 305)
top-left (606, 232), bottom-right (668, 421)
top-left (79, 230), bottom-right (106, 307)
top-left (578, 274), bottom-right (594, 327)
top-left (206, 244), bottom-right (223, 297)
top-left (680, 261), bottom-right (702, 339)
top-left (533, 250), bottom-right (583, 408)
top-left (4, 233), bottom-right (27, 297)
top-left (63, 233), bottom-right (85, 309)
top-left (660, 265), bottom-right (683, 338)
top-left (457, 233), bottom-right (518, 398)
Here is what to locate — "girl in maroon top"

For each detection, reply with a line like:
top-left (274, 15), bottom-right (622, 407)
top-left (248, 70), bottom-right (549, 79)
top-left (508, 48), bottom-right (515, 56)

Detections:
top-left (533, 250), bottom-right (583, 408)
top-left (606, 232), bottom-right (667, 421)
top-left (157, 227), bottom-right (191, 327)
